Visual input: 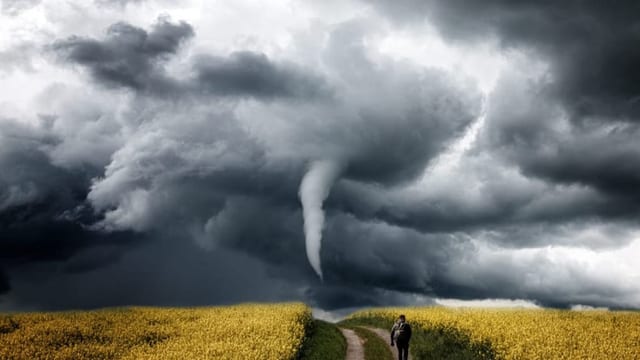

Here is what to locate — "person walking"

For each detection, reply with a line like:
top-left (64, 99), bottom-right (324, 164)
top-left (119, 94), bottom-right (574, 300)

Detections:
top-left (390, 314), bottom-right (412, 360)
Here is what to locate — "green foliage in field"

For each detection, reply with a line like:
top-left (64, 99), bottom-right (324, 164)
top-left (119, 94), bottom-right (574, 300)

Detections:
top-left (347, 326), bottom-right (393, 360)
top-left (342, 316), bottom-right (496, 360)
top-left (299, 320), bottom-right (346, 360)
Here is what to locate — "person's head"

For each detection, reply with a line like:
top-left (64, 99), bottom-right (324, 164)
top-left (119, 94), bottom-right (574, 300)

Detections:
top-left (399, 315), bottom-right (405, 323)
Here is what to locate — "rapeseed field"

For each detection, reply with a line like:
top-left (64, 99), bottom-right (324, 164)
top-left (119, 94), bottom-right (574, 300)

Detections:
top-left (349, 307), bottom-right (640, 359)
top-left (0, 302), bottom-right (311, 360)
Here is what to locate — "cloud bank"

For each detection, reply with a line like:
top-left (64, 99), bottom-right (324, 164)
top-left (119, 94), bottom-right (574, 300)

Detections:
top-left (1, 0), bottom-right (640, 311)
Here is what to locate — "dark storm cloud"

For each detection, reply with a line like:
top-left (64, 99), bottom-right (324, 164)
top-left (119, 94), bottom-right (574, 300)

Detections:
top-left (53, 17), bottom-right (193, 93)
top-left (0, 256), bottom-right (10, 296)
top-left (0, 269), bottom-right (9, 294)
top-left (311, 211), bottom-right (639, 309)
top-left (250, 20), bottom-right (482, 186)
top-left (82, 18), bottom-right (481, 232)
top-left (2, 236), bottom-right (304, 311)
top-left (194, 196), bottom-right (307, 262)
top-left (37, 18), bottom-right (488, 310)
top-left (0, 118), bottom-right (84, 214)
top-left (473, 67), bottom-right (640, 211)
top-left (329, 21), bottom-right (479, 185)
top-left (330, 161), bottom-right (640, 238)
top-left (360, 0), bottom-right (640, 242)
top-left (0, 203), bottom-right (132, 266)
top-left (499, 112), bottom-right (640, 200)
top-left (307, 285), bottom-right (435, 310)
top-left (192, 51), bottom-right (331, 99)
top-left (523, 131), bottom-right (640, 198)
top-left (4, 5), bottom-right (640, 312)
top-left (54, 19), bottom-right (329, 100)
top-left (365, 0), bottom-right (640, 120)
top-left (0, 118), bottom-right (138, 295)
top-left (322, 214), bottom-right (462, 293)
top-left (341, 78), bottom-right (476, 185)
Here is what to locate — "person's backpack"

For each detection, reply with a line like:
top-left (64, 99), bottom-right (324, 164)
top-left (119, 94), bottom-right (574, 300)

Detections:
top-left (394, 322), bottom-right (409, 342)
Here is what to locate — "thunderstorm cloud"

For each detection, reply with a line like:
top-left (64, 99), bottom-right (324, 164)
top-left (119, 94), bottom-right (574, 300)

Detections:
top-left (1, 0), bottom-right (640, 312)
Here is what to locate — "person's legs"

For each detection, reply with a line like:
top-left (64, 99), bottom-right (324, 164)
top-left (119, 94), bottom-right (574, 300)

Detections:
top-left (396, 340), bottom-right (409, 360)
top-left (396, 342), bottom-right (403, 360)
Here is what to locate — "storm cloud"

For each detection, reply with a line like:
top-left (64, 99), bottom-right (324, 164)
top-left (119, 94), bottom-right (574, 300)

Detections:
top-left (1, 0), bottom-right (640, 311)
top-left (53, 18), bottom-right (329, 100)
top-left (364, 0), bottom-right (640, 213)
top-left (53, 17), bottom-right (193, 93)
top-left (366, 0), bottom-right (640, 119)
top-left (192, 51), bottom-right (330, 99)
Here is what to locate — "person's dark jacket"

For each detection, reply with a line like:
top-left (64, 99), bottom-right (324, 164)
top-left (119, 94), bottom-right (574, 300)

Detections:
top-left (390, 321), bottom-right (412, 343)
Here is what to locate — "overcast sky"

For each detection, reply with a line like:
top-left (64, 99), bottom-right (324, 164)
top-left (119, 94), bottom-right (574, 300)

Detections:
top-left (2, 0), bottom-right (640, 312)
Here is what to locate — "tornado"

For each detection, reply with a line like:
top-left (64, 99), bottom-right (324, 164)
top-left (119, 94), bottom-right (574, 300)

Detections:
top-left (299, 160), bottom-right (342, 280)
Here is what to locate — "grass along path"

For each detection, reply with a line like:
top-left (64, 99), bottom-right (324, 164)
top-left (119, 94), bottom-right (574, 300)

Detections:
top-left (341, 316), bottom-right (495, 360)
top-left (364, 327), bottom-right (411, 360)
top-left (300, 320), bottom-right (347, 360)
top-left (340, 325), bottom-right (393, 360)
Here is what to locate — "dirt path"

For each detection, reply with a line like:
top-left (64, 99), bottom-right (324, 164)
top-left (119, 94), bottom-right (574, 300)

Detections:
top-left (339, 327), bottom-right (365, 360)
top-left (364, 327), bottom-right (412, 360)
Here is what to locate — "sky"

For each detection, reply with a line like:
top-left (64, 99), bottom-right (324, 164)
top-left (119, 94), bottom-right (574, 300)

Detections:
top-left (1, 0), bottom-right (640, 312)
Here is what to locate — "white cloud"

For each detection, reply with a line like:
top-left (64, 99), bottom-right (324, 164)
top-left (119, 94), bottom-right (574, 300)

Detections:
top-left (436, 298), bottom-right (541, 309)
top-left (445, 237), bottom-right (640, 308)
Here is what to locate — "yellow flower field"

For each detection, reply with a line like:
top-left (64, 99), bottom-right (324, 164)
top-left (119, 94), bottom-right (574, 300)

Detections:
top-left (0, 302), bottom-right (312, 360)
top-left (350, 306), bottom-right (640, 359)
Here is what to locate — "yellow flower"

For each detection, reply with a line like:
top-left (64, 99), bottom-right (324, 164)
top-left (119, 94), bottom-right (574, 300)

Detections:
top-left (0, 302), bottom-right (312, 360)
top-left (349, 306), bottom-right (640, 359)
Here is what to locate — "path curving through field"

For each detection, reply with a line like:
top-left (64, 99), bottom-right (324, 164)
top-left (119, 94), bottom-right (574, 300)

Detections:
top-left (365, 327), bottom-right (412, 360)
top-left (339, 327), bottom-right (365, 360)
